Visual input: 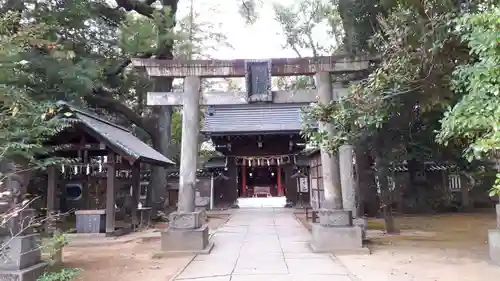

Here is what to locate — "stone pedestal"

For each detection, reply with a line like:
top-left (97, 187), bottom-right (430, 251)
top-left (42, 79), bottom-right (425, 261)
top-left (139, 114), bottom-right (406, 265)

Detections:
top-left (318, 209), bottom-right (352, 226)
top-left (489, 229), bottom-right (500, 265)
top-left (310, 209), bottom-right (368, 254)
top-left (158, 211), bottom-right (213, 256)
top-left (489, 204), bottom-right (500, 265)
top-left (0, 210), bottom-right (48, 281)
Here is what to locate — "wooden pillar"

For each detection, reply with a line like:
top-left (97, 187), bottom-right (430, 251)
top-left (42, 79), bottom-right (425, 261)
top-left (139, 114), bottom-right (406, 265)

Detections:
top-left (241, 165), bottom-right (247, 197)
top-left (46, 165), bottom-right (57, 233)
top-left (210, 172), bottom-right (215, 209)
top-left (131, 162), bottom-right (140, 227)
top-left (277, 166), bottom-right (283, 196)
top-left (106, 153), bottom-right (116, 235)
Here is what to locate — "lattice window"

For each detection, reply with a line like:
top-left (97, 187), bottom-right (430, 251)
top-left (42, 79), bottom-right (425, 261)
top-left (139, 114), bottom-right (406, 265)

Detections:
top-left (375, 176), bottom-right (396, 193)
top-left (387, 176), bottom-right (396, 192)
top-left (448, 174), bottom-right (461, 192)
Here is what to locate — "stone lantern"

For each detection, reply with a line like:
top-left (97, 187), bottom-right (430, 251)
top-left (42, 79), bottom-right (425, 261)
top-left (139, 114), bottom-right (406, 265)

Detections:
top-left (0, 176), bottom-right (47, 281)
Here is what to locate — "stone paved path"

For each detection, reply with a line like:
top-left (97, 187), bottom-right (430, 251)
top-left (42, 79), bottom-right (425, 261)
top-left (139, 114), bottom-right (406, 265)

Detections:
top-left (173, 208), bottom-right (356, 281)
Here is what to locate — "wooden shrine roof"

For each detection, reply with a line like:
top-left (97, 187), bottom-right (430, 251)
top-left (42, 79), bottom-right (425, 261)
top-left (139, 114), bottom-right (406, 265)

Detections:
top-left (388, 162), bottom-right (457, 172)
top-left (54, 101), bottom-right (175, 167)
top-left (202, 103), bottom-right (308, 135)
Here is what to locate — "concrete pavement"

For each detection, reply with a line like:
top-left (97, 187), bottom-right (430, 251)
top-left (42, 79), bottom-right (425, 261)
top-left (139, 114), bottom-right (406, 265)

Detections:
top-left (172, 208), bottom-right (358, 281)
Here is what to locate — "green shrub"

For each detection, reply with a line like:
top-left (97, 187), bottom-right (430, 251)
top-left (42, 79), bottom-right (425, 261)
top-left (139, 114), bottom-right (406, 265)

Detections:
top-left (37, 268), bottom-right (82, 281)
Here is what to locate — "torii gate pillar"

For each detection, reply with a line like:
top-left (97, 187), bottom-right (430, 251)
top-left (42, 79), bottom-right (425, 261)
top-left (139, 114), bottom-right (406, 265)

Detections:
top-left (160, 76), bottom-right (214, 255)
top-left (309, 72), bottom-right (368, 254)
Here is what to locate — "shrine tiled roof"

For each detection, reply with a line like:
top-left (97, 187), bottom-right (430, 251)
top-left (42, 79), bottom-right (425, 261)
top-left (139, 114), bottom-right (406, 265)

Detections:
top-left (55, 101), bottom-right (175, 167)
top-left (202, 103), bottom-right (308, 135)
top-left (388, 162), bottom-right (456, 172)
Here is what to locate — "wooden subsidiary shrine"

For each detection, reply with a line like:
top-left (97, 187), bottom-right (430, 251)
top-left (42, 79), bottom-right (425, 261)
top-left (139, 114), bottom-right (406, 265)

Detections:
top-left (43, 101), bottom-right (174, 235)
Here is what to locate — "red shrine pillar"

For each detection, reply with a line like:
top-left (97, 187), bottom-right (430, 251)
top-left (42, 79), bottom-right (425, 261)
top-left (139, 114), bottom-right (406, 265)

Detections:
top-left (242, 165), bottom-right (247, 197)
top-left (277, 166), bottom-right (283, 196)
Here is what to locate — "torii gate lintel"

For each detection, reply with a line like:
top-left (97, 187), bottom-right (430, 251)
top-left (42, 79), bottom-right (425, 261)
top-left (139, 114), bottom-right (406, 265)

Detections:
top-left (138, 56), bottom-right (373, 106)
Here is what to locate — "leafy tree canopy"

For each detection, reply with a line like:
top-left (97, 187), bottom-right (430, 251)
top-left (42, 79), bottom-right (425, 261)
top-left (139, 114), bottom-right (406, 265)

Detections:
top-left (0, 11), bottom-right (67, 170)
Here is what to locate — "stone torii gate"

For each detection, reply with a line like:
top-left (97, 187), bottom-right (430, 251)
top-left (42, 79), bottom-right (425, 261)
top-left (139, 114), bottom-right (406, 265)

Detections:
top-left (132, 55), bottom-right (375, 254)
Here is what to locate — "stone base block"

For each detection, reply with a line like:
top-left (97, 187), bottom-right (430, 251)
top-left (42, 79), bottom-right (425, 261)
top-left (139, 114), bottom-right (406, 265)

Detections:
top-left (318, 209), bottom-right (352, 227)
top-left (159, 224), bottom-right (212, 256)
top-left (168, 211), bottom-right (205, 229)
top-left (309, 223), bottom-right (369, 255)
top-left (488, 228), bottom-right (500, 265)
top-left (0, 234), bottom-right (42, 271)
top-left (0, 262), bottom-right (47, 281)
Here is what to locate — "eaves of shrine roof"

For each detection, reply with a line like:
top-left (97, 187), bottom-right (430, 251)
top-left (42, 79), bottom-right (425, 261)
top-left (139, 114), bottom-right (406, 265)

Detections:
top-left (202, 103), bottom-right (311, 135)
top-left (54, 101), bottom-right (175, 167)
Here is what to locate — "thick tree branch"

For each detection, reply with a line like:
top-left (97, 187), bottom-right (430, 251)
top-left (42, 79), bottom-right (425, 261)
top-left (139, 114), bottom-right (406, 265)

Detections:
top-left (114, 0), bottom-right (155, 18)
top-left (104, 50), bottom-right (156, 78)
top-left (85, 88), bottom-right (157, 138)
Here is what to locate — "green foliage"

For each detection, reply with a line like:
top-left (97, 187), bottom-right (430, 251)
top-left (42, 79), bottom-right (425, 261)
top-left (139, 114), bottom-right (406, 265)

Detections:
top-left (41, 229), bottom-right (70, 265)
top-left (239, 0), bottom-right (262, 25)
top-left (491, 172), bottom-right (500, 197)
top-left (436, 7), bottom-right (500, 161)
top-left (273, 0), bottom-right (342, 56)
top-left (301, 0), bottom-right (481, 161)
top-left (0, 11), bottom-right (68, 173)
top-left (37, 268), bottom-right (81, 281)
top-left (435, 7), bottom-right (500, 196)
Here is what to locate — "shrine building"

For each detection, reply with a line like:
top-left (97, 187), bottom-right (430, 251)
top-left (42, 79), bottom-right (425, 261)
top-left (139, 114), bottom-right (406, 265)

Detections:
top-left (200, 60), bottom-right (311, 207)
top-left (203, 103), bottom-right (309, 206)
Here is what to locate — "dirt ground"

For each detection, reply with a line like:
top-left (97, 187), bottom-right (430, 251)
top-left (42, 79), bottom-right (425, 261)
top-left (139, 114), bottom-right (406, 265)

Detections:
top-left (296, 211), bottom-right (500, 281)
top-left (62, 214), bottom-right (229, 281)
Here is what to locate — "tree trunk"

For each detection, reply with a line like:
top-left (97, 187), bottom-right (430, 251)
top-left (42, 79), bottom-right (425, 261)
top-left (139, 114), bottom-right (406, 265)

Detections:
top-left (143, 0), bottom-right (179, 219)
top-left (146, 77), bottom-right (174, 219)
top-left (355, 146), bottom-right (378, 217)
top-left (374, 154), bottom-right (398, 234)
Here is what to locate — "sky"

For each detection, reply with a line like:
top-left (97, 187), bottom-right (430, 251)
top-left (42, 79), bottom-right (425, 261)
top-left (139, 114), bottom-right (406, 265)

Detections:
top-left (177, 0), bottom-right (316, 60)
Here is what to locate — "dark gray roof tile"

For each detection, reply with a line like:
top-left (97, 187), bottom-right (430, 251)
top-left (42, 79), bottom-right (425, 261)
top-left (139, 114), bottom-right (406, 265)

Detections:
top-left (56, 102), bottom-right (175, 167)
top-left (202, 103), bottom-right (308, 134)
